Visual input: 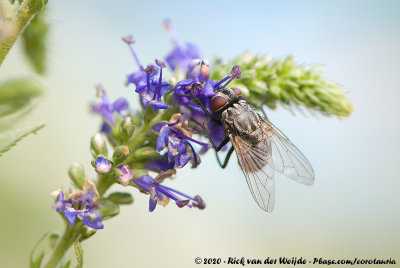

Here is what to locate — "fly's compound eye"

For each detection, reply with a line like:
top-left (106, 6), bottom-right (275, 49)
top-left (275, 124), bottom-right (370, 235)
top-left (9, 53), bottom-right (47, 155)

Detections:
top-left (232, 88), bottom-right (242, 96)
top-left (210, 95), bottom-right (228, 111)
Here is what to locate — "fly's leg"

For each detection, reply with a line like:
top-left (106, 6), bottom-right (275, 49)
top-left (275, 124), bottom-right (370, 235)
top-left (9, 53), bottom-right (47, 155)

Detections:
top-left (177, 94), bottom-right (214, 120)
top-left (212, 136), bottom-right (234, 169)
top-left (216, 145), bottom-right (235, 169)
top-left (215, 136), bottom-right (230, 152)
top-left (190, 120), bottom-right (233, 169)
top-left (177, 93), bottom-right (234, 168)
top-left (177, 93), bottom-right (225, 147)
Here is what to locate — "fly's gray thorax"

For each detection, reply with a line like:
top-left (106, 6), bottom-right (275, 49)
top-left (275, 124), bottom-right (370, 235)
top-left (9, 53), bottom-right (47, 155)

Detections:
top-left (221, 100), bottom-right (264, 144)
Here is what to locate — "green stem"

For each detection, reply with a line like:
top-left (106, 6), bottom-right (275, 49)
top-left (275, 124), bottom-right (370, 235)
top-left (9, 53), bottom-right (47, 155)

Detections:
top-left (43, 222), bottom-right (84, 268)
top-left (130, 110), bottom-right (173, 149)
top-left (0, 0), bottom-right (46, 66)
top-left (97, 174), bottom-right (114, 196)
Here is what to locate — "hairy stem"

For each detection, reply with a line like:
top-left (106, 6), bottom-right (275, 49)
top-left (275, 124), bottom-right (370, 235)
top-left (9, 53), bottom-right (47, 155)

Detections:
top-left (0, 0), bottom-right (46, 66)
top-left (97, 173), bottom-right (114, 196)
top-left (43, 222), bottom-right (84, 268)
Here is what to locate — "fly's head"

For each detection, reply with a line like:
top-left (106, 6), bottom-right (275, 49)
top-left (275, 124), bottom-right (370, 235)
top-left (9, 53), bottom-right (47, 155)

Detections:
top-left (210, 88), bottom-right (243, 113)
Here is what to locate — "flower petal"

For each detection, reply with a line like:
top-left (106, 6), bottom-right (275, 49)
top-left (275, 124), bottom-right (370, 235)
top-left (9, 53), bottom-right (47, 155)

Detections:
top-left (133, 175), bottom-right (154, 192)
top-left (156, 127), bottom-right (170, 151)
top-left (152, 122), bottom-right (165, 132)
top-left (149, 198), bottom-right (157, 212)
top-left (64, 210), bottom-right (79, 227)
top-left (112, 97), bottom-right (129, 112)
top-left (79, 209), bottom-right (104, 229)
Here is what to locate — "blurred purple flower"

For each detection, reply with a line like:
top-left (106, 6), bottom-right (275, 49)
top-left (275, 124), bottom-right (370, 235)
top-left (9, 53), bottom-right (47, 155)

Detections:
top-left (188, 59), bottom-right (210, 82)
top-left (92, 85), bottom-right (129, 133)
top-left (164, 20), bottom-right (200, 72)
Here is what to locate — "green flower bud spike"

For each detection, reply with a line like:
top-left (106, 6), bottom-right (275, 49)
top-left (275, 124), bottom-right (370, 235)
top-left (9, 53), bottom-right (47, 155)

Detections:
top-left (211, 52), bottom-right (353, 117)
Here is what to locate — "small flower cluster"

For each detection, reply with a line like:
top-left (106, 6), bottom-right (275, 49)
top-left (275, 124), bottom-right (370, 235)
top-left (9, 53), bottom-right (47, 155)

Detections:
top-left (53, 21), bottom-right (238, 230)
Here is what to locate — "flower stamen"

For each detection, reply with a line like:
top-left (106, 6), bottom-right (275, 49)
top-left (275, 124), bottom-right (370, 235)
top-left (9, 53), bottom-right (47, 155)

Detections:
top-left (122, 35), bottom-right (143, 70)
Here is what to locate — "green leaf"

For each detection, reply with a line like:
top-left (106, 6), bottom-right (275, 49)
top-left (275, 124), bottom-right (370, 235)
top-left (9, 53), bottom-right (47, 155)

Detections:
top-left (49, 232), bottom-right (60, 249)
top-left (0, 79), bottom-right (43, 118)
top-left (21, 8), bottom-right (48, 74)
top-left (30, 231), bottom-right (48, 268)
top-left (0, 123), bottom-right (45, 156)
top-left (60, 260), bottom-right (71, 268)
top-left (30, 251), bottom-right (45, 268)
top-left (107, 192), bottom-right (134, 205)
top-left (74, 240), bottom-right (83, 268)
top-left (96, 199), bottom-right (120, 220)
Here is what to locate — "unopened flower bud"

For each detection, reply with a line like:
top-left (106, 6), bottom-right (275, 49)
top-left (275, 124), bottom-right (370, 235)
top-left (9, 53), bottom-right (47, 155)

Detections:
top-left (113, 145), bottom-right (130, 162)
top-left (68, 163), bottom-right (85, 189)
top-left (95, 156), bottom-right (112, 174)
top-left (116, 165), bottom-right (133, 186)
top-left (132, 146), bottom-right (160, 161)
top-left (90, 133), bottom-right (108, 156)
top-left (188, 59), bottom-right (210, 82)
top-left (119, 117), bottom-right (135, 140)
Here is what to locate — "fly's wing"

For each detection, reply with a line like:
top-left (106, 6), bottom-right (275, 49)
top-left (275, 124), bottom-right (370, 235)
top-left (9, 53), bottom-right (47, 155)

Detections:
top-left (230, 134), bottom-right (275, 212)
top-left (260, 116), bottom-right (315, 185)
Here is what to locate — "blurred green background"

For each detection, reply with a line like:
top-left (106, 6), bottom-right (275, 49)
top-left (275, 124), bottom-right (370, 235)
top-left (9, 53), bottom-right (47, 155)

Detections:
top-left (1, 0), bottom-right (400, 267)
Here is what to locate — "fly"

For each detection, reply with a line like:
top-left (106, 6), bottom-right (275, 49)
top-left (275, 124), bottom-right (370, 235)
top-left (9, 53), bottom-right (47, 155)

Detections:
top-left (180, 66), bottom-right (315, 212)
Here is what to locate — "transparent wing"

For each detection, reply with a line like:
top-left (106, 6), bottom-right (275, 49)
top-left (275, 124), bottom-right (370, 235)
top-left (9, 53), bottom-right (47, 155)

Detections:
top-left (230, 134), bottom-right (275, 212)
top-left (260, 116), bottom-right (315, 185)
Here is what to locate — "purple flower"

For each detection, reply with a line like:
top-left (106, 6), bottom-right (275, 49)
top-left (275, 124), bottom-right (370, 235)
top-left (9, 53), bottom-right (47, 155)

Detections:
top-left (133, 174), bottom-right (205, 212)
top-left (164, 20), bottom-right (200, 72)
top-left (143, 153), bottom-right (174, 172)
top-left (135, 60), bottom-right (171, 111)
top-left (116, 164), bottom-right (133, 186)
top-left (208, 65), bottom-right (242, 91)
top-left (173, 79), bottom-right (215, 117)
top-left (92, 85), bottom-right (129, 133)
top-left (123, 36), bottom-right (159, 87)
top-left (188, 59), bottom-right (210, 82)
top-left (53, 179), bottom-right (103, 229)
top-left (153, 113), bottom-right (207, 168)
top-left (95, 156), bottom-right (112, 174)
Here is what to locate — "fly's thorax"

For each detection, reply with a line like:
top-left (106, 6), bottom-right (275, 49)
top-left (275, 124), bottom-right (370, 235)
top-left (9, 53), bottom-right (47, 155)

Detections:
top-left (221, 100), bottom-right (264, 144)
